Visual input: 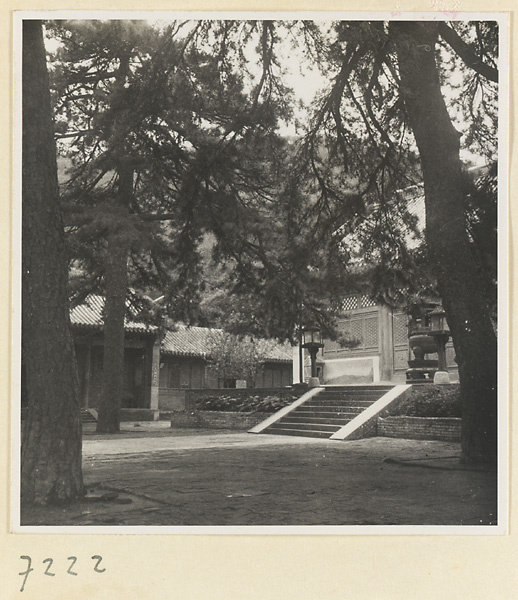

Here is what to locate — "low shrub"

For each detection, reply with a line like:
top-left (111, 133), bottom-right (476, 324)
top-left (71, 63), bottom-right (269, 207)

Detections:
top-left (195, 393), bottom-right (298, 413)
top-left (387, 385), bottom-right (461, 418)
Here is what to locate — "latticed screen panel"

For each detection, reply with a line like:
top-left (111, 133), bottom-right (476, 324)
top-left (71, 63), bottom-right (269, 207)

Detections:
top-left (392, 312), bottom-right (409, 371)
top-left (341, 295), bottom-right (359, 311)
top-left (364, 316), bottom-right (379, 348)
top-left (323, 313), bottom-right (379, 356)
top-left (323, 337), bottom-right (342, 353)
top-left (360, 294), bottom-right (377, 308)
top-left (339, 294), bottom-right (377, 312)
top-left (323, 319), bottom-right (353, 355)
top-left (350, 319), bottom-right (363, 342)
top-left (393, 312), bottom-right (409, 345)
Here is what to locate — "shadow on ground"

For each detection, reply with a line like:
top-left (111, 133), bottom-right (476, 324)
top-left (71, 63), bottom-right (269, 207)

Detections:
top-left (20, 429), bottom-right (497, 528)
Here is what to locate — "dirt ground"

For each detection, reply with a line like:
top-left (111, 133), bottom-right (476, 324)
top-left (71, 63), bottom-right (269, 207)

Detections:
top-left (20, 426), bottom-right (498, 528)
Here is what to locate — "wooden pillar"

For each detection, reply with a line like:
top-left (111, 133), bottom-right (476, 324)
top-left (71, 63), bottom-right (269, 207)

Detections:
top-left (149, 337), bottom-right (161, 410)
top-left (379, 304), bottom-right (394, 382)
top-left (82, 342), bottom-right (92, 409)
top-left (292, 344), bottom-right (302, 384)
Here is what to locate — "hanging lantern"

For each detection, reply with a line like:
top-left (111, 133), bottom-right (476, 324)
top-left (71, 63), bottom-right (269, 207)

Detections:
top-left (428, 306), bottom-right (450, 336)
top-left (301, 327), bottom-right (324, 386)
top-left (302, 327), bottom-right (324, 348)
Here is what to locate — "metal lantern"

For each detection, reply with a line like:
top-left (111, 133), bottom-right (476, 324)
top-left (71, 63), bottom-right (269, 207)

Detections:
top-left (428, 306), bottom-right (450, 373)
top-left (301, 327), bottom-right (324, 386)
top-left (428, 306), bottom-right (450, 335)
top-left (302, 327), bottom-right (324, 348)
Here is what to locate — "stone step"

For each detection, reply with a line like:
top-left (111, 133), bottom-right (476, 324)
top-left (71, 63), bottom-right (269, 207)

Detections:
top-left (259, 385), bottom-right (395, 440)
top-left (292, 404), bottom-right (364, 413)
top-left (296, 408), bottom-right (371, 416)
top-left (288, 408), bottom-right (364, 419)
top-left (322, 386), bottom-right (393, 393)
top-left (81, 410), bottom-right (97, 423)
top-left (22, 408), bottom-right (97, 423)
top-left (319, 390), bottom-right (386, 397)
top-left (293, 404), bottom-right (365, 411)
top-left (316, 396), bottom-right (382, 403)
top-left (301, 400), bottom-right (375, 408)
top-left (321, 386), bottom-right (391, 392)
top-left (317, 393), bottom-right (384, 400)
top-left (277, 416), bottom-right (353, 426)
top-left (269, 421), bottom-right (340, 433)
top-left (262, 428), bottom-right (334, 439)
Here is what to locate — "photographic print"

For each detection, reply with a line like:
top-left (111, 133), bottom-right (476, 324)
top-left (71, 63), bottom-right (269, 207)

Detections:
top-left (13, 11), bottom-right (508, 534)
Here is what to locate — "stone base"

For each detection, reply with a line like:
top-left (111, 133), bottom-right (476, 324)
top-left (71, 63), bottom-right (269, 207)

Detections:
top-left (433, 371), bottom-right (451, 384)
top-left (307, 377), bottom-right (322, 388)
top-left (120, 408), bottom-right (159, 421)
top-left (406, 367), bottom-right (437, 384)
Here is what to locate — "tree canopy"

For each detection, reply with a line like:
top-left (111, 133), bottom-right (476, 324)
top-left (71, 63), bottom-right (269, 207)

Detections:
top-left (44, 17), bottom-right (500, 459)
top-left (48, 19), bottom-right (361, 340)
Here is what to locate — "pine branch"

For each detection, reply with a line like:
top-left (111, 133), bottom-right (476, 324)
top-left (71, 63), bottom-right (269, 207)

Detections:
top-left (438, 22), bottom-right (498, 84)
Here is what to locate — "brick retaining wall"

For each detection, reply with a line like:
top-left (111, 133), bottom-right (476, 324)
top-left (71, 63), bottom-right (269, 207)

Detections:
top-left (377, 416), bottom-right (461, 442)
top-left (120, 408), bottom-right (159, 421)
top-left (171, 410), bottom-right (270, 430)
top-left (170, 411), bottom-right (462, 440)
top-left (184, 388), bottom-right (297, 411)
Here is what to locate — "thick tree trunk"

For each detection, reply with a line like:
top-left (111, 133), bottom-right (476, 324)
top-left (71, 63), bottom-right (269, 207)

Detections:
top-left (21, 20), bottom-right (85, 504)
top-left (95, 47), bottom-right (134, 434)
top-left (392, 22), bottom-right (498, 464)
top-left (96, 165), bottom-right (132, 433)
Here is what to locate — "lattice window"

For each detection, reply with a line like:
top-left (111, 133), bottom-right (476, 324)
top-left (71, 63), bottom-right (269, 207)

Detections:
top-left (341, 295), bottom-right (359, 311)
top-left (350, 319), bottom-right (363, 343)
top-left (333, 318), bottom-right (358, 349)
top-left (393, 312), bottom-right (409, 345)
top-left (338, 318), bottom-right (350, 333)
top-left (323, 338), bottom-right (341, 353)
top-left (364, 316), bottom-right (379, 348)
top-left (360, 294), bottom-right (377, 308)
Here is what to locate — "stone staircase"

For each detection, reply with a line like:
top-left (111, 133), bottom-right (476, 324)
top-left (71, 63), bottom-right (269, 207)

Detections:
top-left (81, 409), bottom-right (97, 423)
top-left (21, 408), bottom-right (97, 423)
top-left (260, 385), bottom-right (394, 439)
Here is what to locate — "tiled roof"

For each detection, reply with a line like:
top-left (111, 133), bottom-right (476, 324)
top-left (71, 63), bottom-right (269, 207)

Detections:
top-left (338, 165), bottom-right (491, 258)
top-left (71, 295), bottom-right (292, 363)
top-left (70, 294), bottom-right (158, 335)
top-left (161, 326), bottom-right (221, 358)
top-left (161, 326), bottom-right (293, 363)
top-left (261, 341), bottom-right (295, 363)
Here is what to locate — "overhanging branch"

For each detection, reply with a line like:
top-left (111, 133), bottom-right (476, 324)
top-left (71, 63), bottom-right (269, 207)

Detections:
top-left (438, 22), bottom-right (498, 84)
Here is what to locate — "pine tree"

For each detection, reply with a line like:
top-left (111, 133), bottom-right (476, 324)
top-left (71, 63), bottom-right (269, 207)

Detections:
top-left (21, 20), bottom-right (84, 504)
top-left (280, 19), bottom-right (500, 463)
top-left (48, 20), bottom-right (300, 431)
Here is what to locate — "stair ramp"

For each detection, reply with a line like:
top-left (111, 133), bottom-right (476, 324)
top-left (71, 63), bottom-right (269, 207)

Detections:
top-left (81, 408), bottom-right (98, 423)
top-left (249, 384), bottom-right (412, 440)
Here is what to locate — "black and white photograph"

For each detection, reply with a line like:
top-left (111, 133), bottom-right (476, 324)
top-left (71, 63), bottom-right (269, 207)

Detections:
top-left (13, 11), bottom-right (508, 534)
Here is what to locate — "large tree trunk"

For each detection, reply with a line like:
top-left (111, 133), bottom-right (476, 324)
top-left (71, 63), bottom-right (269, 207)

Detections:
top-left (96, 165), bottom-right (132, 433)
top-left (21, 20), bottom-right (85, 504)
top-left (392, 21), bottom-right (498, 465)
top-left (95, 47), bottom-right (133, 434)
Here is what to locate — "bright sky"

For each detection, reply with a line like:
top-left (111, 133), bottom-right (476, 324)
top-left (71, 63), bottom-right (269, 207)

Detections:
top-left (43, 17), bottom-right (491, 165)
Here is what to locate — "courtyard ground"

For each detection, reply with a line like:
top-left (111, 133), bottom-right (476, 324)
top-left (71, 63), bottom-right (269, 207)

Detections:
top-left (20, 423), bottom-right (498, 528)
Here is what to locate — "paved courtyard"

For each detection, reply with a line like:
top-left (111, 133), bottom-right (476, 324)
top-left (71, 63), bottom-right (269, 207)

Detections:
top-left (20, 424), bottom-right (498, 528)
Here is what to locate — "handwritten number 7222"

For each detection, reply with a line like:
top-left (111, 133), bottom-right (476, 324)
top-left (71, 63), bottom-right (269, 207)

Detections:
top-left (19, 555), bottom-right (105, 592)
